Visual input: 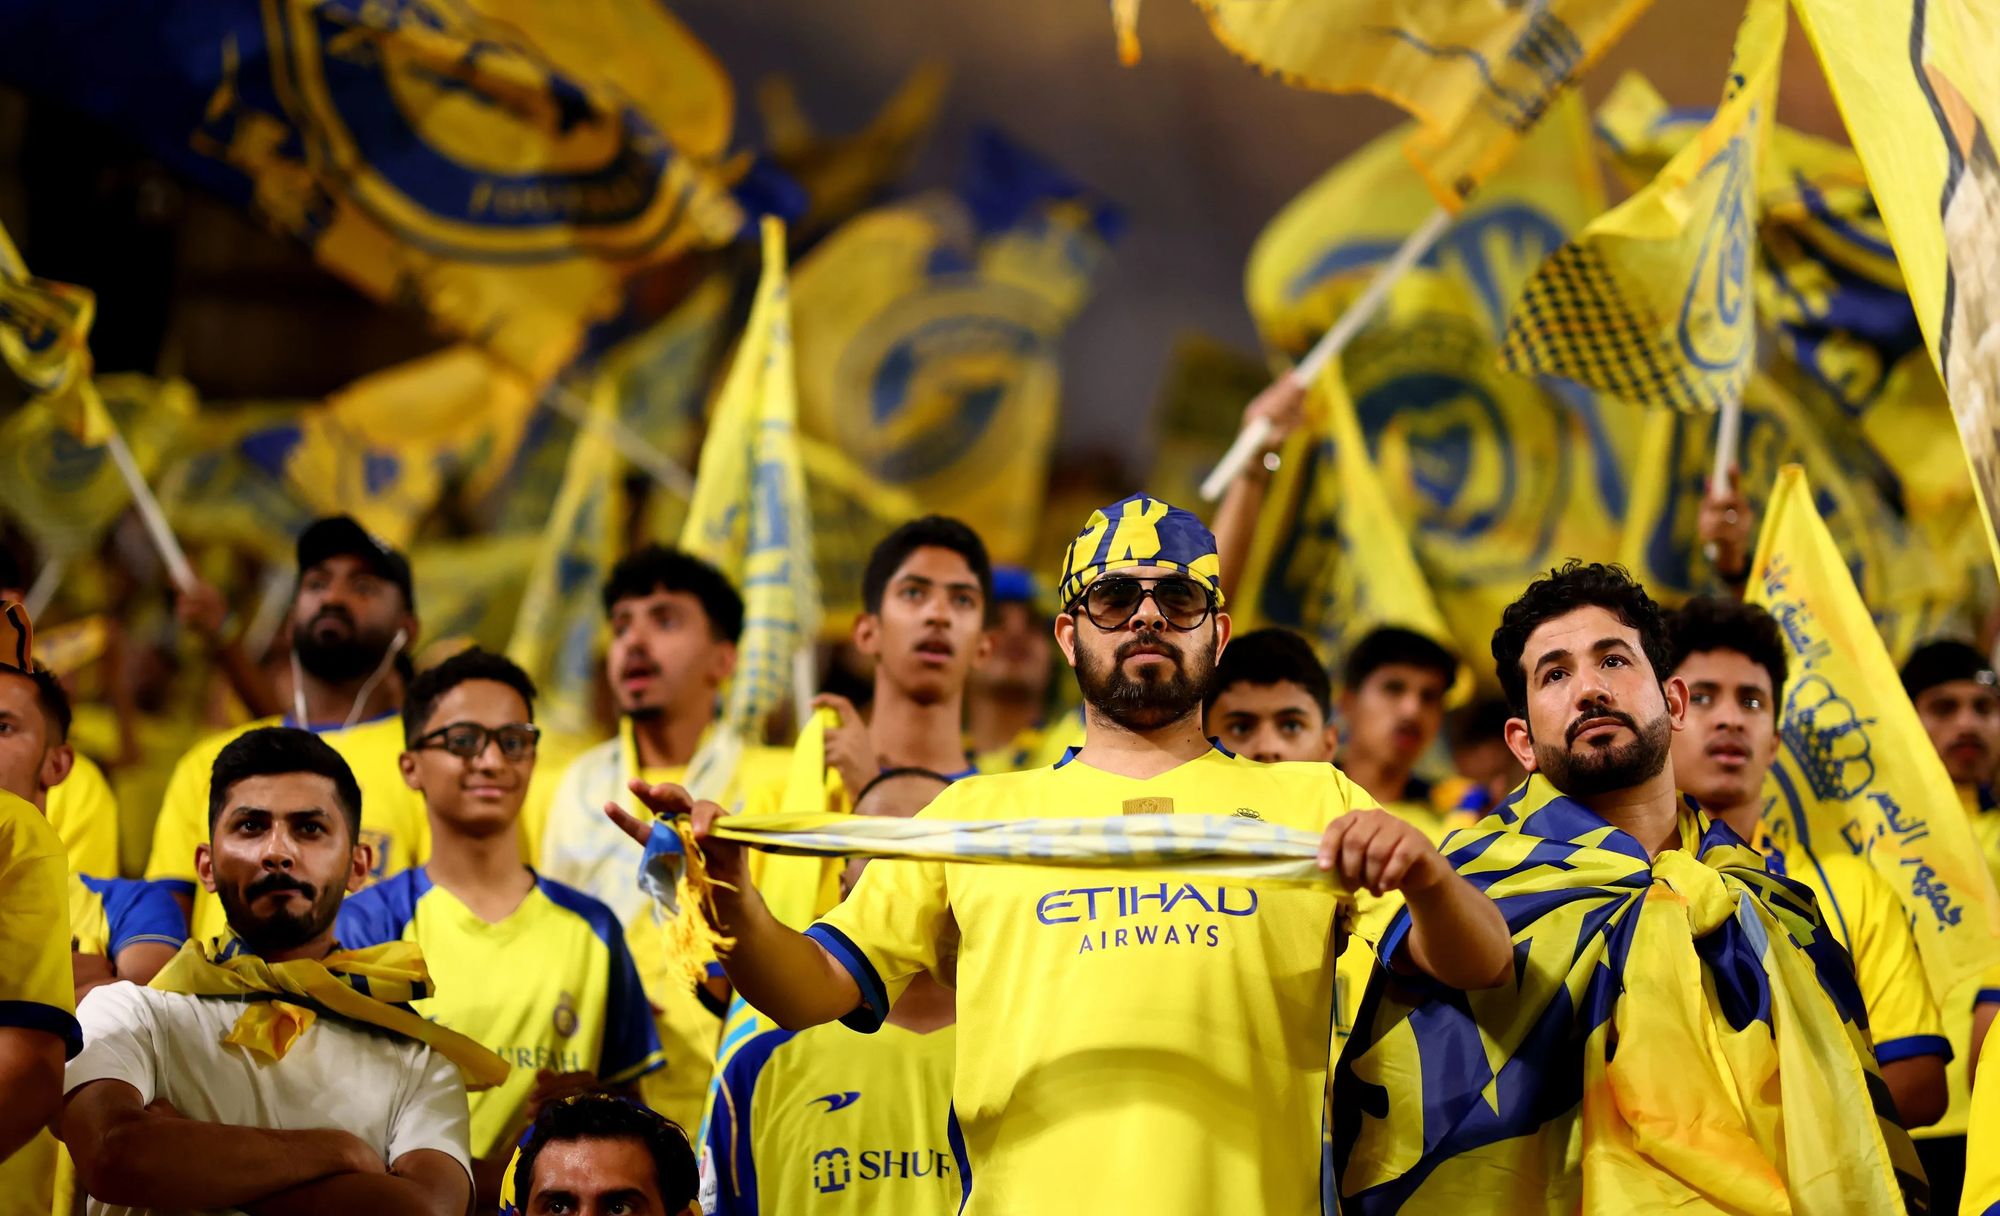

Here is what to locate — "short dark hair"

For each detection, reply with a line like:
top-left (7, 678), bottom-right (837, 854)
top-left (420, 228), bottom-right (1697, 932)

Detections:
top-left (1342, 626), bottom-right (1458, 694)
top-left (600, 545), bottom-right (744, 643)
top-left (403, 648), bottom-right (537, 745)
top-left (1446, 698), bottom-right (1511, 754)
top-left (1900, 639), bottom-right (1998, 702)
top-left (208, 726), bottom-right (363, 840)
top-left (1666, 596), bottom-right (1789, 722)
top-left (512, 1094), bottom-right (698, 1210)
top-left (861, 516), bottom-right (992, 617)
top-left (1491, 561), bottom-right (1672, 719)
top-left (2, 662), bottom-right (71, 743)
top-left (1205, 627), bottom-right (1330, 717)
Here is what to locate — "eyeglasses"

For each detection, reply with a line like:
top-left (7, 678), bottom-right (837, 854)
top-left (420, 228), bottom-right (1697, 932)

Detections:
top-left (1069, 575), bottom-right (1215, 631)
top-left (414, 722), bottom-right (540, 761)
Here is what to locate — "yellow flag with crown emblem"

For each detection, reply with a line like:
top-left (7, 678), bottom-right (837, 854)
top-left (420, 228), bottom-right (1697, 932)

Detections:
top-left (1747, 463), bottom-right (2000, 1001)
top-left (1501, 0), bottom-right (1783, 413)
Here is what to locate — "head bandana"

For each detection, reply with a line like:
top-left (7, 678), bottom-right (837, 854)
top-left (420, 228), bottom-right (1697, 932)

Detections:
top-left (0, 600), bottom-right (31, 673)
top-left (1056, 494), bottom-right (1224, 612)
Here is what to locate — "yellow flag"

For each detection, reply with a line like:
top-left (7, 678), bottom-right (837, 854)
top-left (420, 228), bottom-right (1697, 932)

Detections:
top-left (1790, 0), bottom-right (2000, 578)
top-left (679, 218), bottom-right (820, 797)
top-left (758, 64), bottom-right (949, 238)
top-left (0, 375), bottom-right (194, 561)
top-left (0, 217), bottom-right (111, 443)
top-left (1747, 464), bottom-right (2000, 1000)
top-left (1120, 0), bottom-right (1651, 207)
top-left (507, 379), bottom-right (622, 736)
top-left (410, 536), bottom-right (538, 659)
top-left (1501, 0), bottom-right (1782, 413)
top-left (1147, 335), bottom-right (1270, 511)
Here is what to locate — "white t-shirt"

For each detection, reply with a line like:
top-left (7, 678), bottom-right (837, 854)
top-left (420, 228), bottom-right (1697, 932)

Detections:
top-left (64, 981), bottom-right (473, 1216)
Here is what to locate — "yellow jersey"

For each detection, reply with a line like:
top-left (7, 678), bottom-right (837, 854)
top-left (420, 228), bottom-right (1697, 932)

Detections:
top-left (46, 752), bottom-right (117, 879)
top-left (809, 746), bottom-right (1370, 1215)
top-left (706, 1021), bottom-right (959, 1215)
top-left (335, 866), bottom-right (665, 1156)
top-left (0, 790), bottom-right (78, 1216)
top-left (144, 713), bottom-right (430, 941)
top-left (1967, 1022), bottom-right (2000, 1210)
top-left (1933, 783), bottom-right (2000, 1140)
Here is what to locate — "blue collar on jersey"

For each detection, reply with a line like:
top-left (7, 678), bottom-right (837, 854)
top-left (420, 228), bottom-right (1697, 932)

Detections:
top-left (1052, 738), bottom-right (1234, 770)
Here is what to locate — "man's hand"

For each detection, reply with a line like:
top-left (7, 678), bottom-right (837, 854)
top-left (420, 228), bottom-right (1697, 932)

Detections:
top-left (1317, 810), bottom-right (1448, 897)
top-left (1698, 465), bottom-right (1753, 582)
top-left (1243, 371), bottom-right (1307, 458)
top-left (173, 580), bottom-right (229, 641)
top-left (608, 780), bottom-right (748, 888)
top-left (812, 694), bottom-right (876, 797)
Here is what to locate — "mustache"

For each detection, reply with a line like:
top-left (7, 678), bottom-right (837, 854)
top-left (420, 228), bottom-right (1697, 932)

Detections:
top-left (245, 872), bottom-right (315, 901)
top-left (1950, 734), bottom-right (1990, 753)
top-left (1115, 635), bottom-right (1184, 663)
top-left (1566, 706), bottom-right (1639, 746)
top-left (308, 605), bottom-right (356, 632)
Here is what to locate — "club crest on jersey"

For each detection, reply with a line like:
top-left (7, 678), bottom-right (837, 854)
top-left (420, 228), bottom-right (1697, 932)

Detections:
top-left (810, 1091), bottom-right (861, 1113)
top-left (812, 1147), bottom-right (852, 1194)
top-left (1232, 807), bottom-right (1262, 820)
top-left (553, 991), bottom-right (578, 1039)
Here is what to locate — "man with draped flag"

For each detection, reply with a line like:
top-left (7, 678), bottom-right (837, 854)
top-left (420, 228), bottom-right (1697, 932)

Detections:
top-left (1111, 0), bottom-right (1651, 208)
top-left (1334, 560), bottom-right (1925, 1213)
top-left (60, 726), bottom-right (506, 1214)
top-left (609, 493), bottom-right (1514, 1214)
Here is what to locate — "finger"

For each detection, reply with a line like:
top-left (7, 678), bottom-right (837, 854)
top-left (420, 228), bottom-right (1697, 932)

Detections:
top-left (625, 778), bottom-right (693, 819)
top-left (1362, 828), bottom-right (1402, 893)
top-left (603, 803), bottom-right (654, 846)
top-left (1338, 816), bottom-right (1380, 881)
top-left (1727, 464), bottom-right (1741, 493)
top-left (1318, 815), bottom-right (1356, 870)
top-left (812, 693), bottom-right (864, 727)
top-left (689, 800), bottom-right (732, 841)
top-left (1374, 839), bottom-right (1419, 893)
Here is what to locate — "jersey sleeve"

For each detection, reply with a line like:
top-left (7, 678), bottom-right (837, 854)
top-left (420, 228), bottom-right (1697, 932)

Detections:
top-left (143, 744), bottom-right (213, 890)
top-left (1841, 863), bottom-right (1948, 1063)
top-left (333, 881), bottom-right (414, 950)
top-left (63, 983), bottom-right (156, 1099)
top-left (0, 799), bottom-right (80, 1057)
top-left (386, 1044), bottom-right (474, 1180)
top-left (598, 917), bottom-right (667, 1086)
top-left (98, 879), bottom-right (189, 957)
top-left (806, 820), bottom-right (955, 1033)
top-left (705, 1027), bottom-right (795, 1215)
top-left (48, 755), bottom-right (118, 879)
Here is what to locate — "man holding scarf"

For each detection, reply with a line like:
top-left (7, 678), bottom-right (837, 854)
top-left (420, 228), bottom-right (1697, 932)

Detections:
top-left (59, 727), bottom-right (505, 1215)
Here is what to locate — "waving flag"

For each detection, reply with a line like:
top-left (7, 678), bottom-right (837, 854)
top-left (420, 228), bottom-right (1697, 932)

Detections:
top-left (0, 376), bottom-right (194, 561)
top-left (0, 0), bottom-right (745, 383)
top-left (679, 218), bottom-right (820, 802)
top-left (1502, 0), bottom-right (1782, 413)
top-left (1116, 0), bottom-right (1651, 207)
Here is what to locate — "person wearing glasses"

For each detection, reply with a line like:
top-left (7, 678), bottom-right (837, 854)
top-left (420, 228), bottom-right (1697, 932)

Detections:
top-left (610, 494), bottom-right (1512, 1215)
top-left (339, 648), bottom-right (664, 1214)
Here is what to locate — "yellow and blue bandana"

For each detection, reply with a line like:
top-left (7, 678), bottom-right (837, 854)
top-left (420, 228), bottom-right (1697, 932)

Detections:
top-left (1056, 493), bottom-right (1224, 611)
top-left (0, 600), bottom-right (31, 672)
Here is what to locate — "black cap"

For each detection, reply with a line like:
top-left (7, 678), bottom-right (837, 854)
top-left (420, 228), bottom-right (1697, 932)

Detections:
top-left (296, 515), bottom-right (415, 612)
top-left (1900, 639), bottom-right (1998, 701)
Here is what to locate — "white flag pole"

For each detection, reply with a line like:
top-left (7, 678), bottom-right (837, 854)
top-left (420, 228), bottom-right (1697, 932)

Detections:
top-left (1200, 206), bottom-right (1453, 501)
top-left (1709, 393), bottom-right (1743, 498)
top-left (104, 424), bottom-right (196, 593)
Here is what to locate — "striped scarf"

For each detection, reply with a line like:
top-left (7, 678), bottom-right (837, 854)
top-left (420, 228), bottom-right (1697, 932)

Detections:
top-left (1331, 776), bottom-right (1924, 1214)
top-left (149, 937), bottom-right (509, 1089)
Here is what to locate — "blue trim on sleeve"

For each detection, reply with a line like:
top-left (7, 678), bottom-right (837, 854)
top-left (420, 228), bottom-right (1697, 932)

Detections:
top-left (708, 1027), bottom-right (797, 1214)
top-left (0, 999), bottom-right (83, 1059)
top-left (803, 923), bottom-right (888, 1033)
top-left (333, 867), bottom-right (427, 949)
top-left (155, 878), bottom-right (196, 897)
top-left (946, 1103), bottom-right (972, 1213)
top-left (1376, 906), bottom-right (1415, 971)
top-left (83, 876), bottom-right (189, 957)
top-left (595, 896), bottom-right (667, 1084)
top-left (1875, 1034), bottom-right (1952, 1066)
top-left (1976, 989), bottom-right (2000, 1008)
top-left (533, 872), bottom-right (626, 952)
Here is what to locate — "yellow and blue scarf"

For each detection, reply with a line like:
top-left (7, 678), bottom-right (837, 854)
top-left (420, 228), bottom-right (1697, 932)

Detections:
top-left (150, 936), bottom-right (509, 1089)
top-left (1331, 776), bottom-right (1924, 1214)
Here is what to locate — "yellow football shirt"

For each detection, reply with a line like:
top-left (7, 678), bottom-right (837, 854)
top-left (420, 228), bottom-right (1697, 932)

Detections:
top-left (1928, 783), bottom-right (2000, 1140)
top-left (144, 713), bottom-right (430, 941)
top-left (0, 790), bottom-right (79, 1216)
top-left (68, 872), bottom-right (187, 960)
top-left (1968, 1027), bottom-right (2000, 1211)
top-left (809, 747), bottom-right (1369, 1214)
top-left (335, 866), bottom-right (665, 1156)
top-left (707, 1022), bottom-right (959, 1214)
top-left (46, 752), bottom-right (117, 879)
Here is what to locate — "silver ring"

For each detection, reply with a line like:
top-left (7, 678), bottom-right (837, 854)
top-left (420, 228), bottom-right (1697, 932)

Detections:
top-left (1703, 542), bottom-right (1720, 563)
top-left (1724, 509), bottom-right (1740, 525)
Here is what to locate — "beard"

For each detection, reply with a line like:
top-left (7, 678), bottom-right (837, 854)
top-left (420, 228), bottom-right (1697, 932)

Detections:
top-left (1075, 630), bottom-right (1216, 733)
top-left (1533, 705), bottom-right (1673, 799)
top-left (293, 607), bottom-right (396, 683)
top-left (217, 869), bottom-right (345, 955)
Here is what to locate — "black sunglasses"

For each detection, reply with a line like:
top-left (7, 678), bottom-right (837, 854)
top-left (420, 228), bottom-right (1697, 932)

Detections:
top-left (1069, 575), bottom-right (1215, 631)
top-left (414, 722), bottom-right (540, 761)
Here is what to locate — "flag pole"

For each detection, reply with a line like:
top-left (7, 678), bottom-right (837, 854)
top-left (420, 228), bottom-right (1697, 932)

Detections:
top-left (1201, 206), bottom-right (1452, 501)
top-left (23, 559), bottom-right (63, 619)
top-left (103, 422), bottom-right (196, 593)
top-left (1709, 393), bottom-right (1743, 497)
top-left (548, 381), bottom-right (696, 500)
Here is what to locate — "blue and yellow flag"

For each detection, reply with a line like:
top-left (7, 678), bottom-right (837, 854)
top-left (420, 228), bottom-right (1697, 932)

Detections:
top-left (1502, 0), bottom-right (1783, 413)
top-left (1116, 0), bottom-right (1651, 207)
top-left (759, 64), bottom-right (949, 239)
top-left (507, 378), bottom-right (622, 737)
top-left (1243, 98), bottom-right (1629, 688)
top-left (1147, 335), bottom-right (1271, 512)
top-left (679, 218), bottom-right (820, 801)
top-left (1333, 777), bottom-right (1922, 1212)
top-left (790, 128), bottom-right (1120, 615)
top-left (0, 0), bottom-right (745, 383)
top-left (0, 217), bottom-right (112, 444)
top-left (0, 375), bottom-right (194, 561)
top-left (1746, 464), bottom-right (2000, 1002)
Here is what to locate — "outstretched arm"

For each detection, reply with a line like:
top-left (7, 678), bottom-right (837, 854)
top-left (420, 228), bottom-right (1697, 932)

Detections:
top-left (1212, 373), bottom-right (1306, 604)
top-left (610, 781), bottom-right (861, 1030)
top-left (63, 1082), bottom-right (385, 1211)
top-left (1319, 810), bottom-right (1512, 990)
